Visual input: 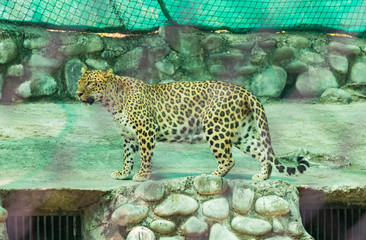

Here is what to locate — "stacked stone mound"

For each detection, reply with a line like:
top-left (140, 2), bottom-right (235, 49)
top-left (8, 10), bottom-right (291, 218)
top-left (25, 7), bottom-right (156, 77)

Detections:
top-left (83, 176), bottom-right (313, 240)
top-left (0, 23), bottom-right (365, 102)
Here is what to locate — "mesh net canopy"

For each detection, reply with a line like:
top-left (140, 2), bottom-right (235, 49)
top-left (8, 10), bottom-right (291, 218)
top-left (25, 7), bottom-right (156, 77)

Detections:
top-left (1, 0), bottom-right (366, 35)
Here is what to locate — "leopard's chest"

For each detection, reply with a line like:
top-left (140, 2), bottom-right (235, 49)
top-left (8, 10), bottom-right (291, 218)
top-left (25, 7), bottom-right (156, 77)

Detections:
top-left (113, 113), bottom-right (137, 140)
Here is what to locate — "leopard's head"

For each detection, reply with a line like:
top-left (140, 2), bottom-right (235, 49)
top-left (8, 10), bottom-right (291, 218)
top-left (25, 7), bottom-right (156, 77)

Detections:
top-left (76, 68), bottom-right (113, 104)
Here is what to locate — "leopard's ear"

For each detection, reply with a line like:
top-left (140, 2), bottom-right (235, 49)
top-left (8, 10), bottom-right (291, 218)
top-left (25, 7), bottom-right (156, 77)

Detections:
top-left (81, 67), bottom-right (87, 74)
top-left (103, 68), bottom-right (113, 77)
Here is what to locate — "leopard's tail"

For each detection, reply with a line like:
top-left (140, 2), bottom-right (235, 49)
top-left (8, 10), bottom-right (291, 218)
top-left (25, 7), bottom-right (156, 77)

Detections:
top-left (249, 93), bottom-right (310, 177)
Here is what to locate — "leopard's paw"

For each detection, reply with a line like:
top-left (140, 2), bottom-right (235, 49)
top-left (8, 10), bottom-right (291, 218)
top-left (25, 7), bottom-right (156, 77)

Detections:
top-left (132, 172), bottom-right (151, 182)
top-left (111, 171), bottom-right (129, 180)
top-left (252, 173), bottom-right (268, 180)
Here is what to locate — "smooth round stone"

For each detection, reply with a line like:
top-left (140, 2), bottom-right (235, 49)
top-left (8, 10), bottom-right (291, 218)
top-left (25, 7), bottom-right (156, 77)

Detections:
top-left (288, 221), bottom-right (303, 236)
top-left (329, 54), bottom-right (348, 74)
top-left (126, 226), bottom-right (155, 240)
top-left (232, 186), bottom-right (254, 215)
top-left (0, 207), bottom-right (8, 222)
top-left (255, 195), bottom-right (290, 216)
top-left (285, 61), bottom-right (308, 73)
top-left (135, 180), bottom-right (165, 202)
top-left (179, 216), bottom-right (208, 237)
top-left (111, 204), bottom-right (149, 226)
top-left (288, 36), bottom-right (311, 49)
top-left (264, 237), bottom-right (293, 240)
top-left (272, 218), bottom-right (284, 234)
top-left (296, 68), bottom-right (338, 97)
top-left (193, 175), bottom-right (228, 195)
top-left (201, 35), bottom-right (223, 51)
top-left (320, 88), bottom-right (351, 103)
top-left (350, 62), bottom-right (366, 83)
top-left (272, 47), bottom-right (295, 62)
top-left (150, 219), bottom-right (176, 235)
top-left (202, 198), bottom-right (229, 220)
top-left (159, 236), bottom-right (184, 240)
top-left (209, 223), bottom-right (239, 240)
top-left (154, 194), bottom-right (198, 217)
top-left (155, 61), bottom-right (175, 75)
top-left (231, 216), bottom-right (272, 236)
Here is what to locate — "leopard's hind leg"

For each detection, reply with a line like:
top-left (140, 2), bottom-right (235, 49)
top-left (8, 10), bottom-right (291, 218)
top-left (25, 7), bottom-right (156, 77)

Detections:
top-left (233, 117), bottom-right (273, 180)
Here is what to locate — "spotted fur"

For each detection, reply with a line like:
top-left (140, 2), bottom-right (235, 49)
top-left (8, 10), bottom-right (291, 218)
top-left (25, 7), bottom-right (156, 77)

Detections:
top-left (76, 68), bottom-right (309, 181)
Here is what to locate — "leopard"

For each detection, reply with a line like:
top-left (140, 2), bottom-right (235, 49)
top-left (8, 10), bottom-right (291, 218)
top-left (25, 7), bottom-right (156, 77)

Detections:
top-left (76, 67), bottom-right (309, 181)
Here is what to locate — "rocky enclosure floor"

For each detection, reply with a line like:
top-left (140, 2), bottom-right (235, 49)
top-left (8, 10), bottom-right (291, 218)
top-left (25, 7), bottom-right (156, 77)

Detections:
top-left (0, 101), bottom-right (365, 192)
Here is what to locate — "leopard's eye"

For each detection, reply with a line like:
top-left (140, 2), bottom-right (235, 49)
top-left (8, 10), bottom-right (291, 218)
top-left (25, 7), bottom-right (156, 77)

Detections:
top-left (86, 81), bottom-right (93, 86)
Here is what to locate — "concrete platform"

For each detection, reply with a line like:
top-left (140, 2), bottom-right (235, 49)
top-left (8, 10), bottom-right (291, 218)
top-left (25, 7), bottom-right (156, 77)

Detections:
top-left (0, 101), bottom-right (365, 194)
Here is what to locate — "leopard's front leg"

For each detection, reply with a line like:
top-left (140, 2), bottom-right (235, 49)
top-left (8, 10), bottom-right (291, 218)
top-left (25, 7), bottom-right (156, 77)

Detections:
top-left (132, 127), bottom-right (156, 182)
top-left (111, 137), bottom-right (139, 180)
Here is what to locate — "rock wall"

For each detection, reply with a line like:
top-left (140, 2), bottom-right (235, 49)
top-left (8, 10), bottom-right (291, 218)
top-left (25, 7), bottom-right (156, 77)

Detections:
top-left (83, 176), bottom-right (313, 240)
top-left (0, 23), bottom-right (366, 103)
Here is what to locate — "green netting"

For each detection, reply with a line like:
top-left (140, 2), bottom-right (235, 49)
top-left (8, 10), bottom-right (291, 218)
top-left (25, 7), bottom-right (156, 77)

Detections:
top-left (1, 0), bottom-right (366, 35)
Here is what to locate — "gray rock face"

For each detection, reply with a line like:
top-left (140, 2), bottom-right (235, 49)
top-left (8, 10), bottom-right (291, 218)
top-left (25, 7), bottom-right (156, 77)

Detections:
top-left (0, 36), bottom-right (17, 64)
top-left (7, 64), bottom-right (24, 77)
top-left (135, 180), bottom-right (165, 202)
top-left (150, 219), bottom-right (176, 235)
top-left (154, 194), bottom-right (198, 217)
top-left (64, 58), bottom-right (86, 98)
top-left (231, 216), bottom-right (272, 236)
top-left (114, 47), bottom-right (144, 74)
top-left (202, 198), bottom-right (229, 220)
top-left (201, 35), bottom-right (223, 52)
top-left (296, 68), bottom-right (338, 97)
top-left (350, 62), bottom-right (366, 83)
top-left (193, 175), bottom-right (228, 195)
top-left (288, 36), bottom-right (311, 49)
top-left (251, 66), bottom-right (287, 97)
top-left (209, 223), bottom-right (238, 240)
top-left (111, 204), bottom-right (149, 226)
top-left (232, 186), bottom-right (255, 215)
top-left (126, 226), bottom-right (155, 240)
top-left (255, 195), bottom-right (290, 216)
top-left (320, 88), bottom-right (352, 103)
top-left (179, 216), bottom-right (208, 237)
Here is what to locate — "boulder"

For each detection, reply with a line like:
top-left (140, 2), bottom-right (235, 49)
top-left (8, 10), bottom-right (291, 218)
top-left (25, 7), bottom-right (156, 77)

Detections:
top-left (135, 180), bottom-right (165, 202)
top-left (232, 186), bottom-right (255, 214)
top-left (350, 62), bottom-right (366, 83)
top-left (209, 223), bottom-right (238, 240)
top-left (64, 58), bottom-right (87, 98)
top-left (85, 59), bottom-right (109, 70)
top-left (60, 34), bottom-right (104, 56)
top-left (154, 194), bottom-right (198, 217)
top-left (28, 53), bottom-right (63, 69)
top-left (296, 68), bottom-right (338, 97)
top-left (155, 61), bottom-right (175, 75)
top-left (126, 226), bottom-right (155, 240)
top-left (329, 54), bottom-right (348, 74)
top-left (231, 216), bottom-right (272, 236)
top-left (272, 47), bottom-right (295, 63)
top-left (7, 64), bottom-right (24, 77)
top-left (150, 219), bottom-right (176, 235)
top-left (24, 37), bottom-right (50, 50)
top-left (329, 41), bottom-right (361, 56)
top-left (16, 72), bottom-right (57, 98)
top-left (111, 204), bottom-right (149, 226)
top-left (285, 61), bottom-right (308, 73)
top-left (255, 195), bottom-right (290, 216)
top-left (201, 35), bottom-right (223, 52)
top-left (320, 88), bottom-right (351, 103)
top-left (193, 175), bottom-right (228, 195)
top-left (300, 52), bottom-right (323, 65)
top-left (202, 198), bottom-right (229, 220)
top-left (288, 36), bottom-right (311, 49)
top-left (179, 216), bottom-right (208, 237)
top-left (0, 35), bottom-right (17, 64)
top-left (114, 47), bottom-right (144, 74)
top-left (251, 66), bottom-right (287, 97)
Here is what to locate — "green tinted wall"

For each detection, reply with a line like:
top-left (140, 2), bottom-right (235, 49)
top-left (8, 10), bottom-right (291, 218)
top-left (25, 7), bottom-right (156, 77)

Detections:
top-left (1, 0), bottom-right (366, 35)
